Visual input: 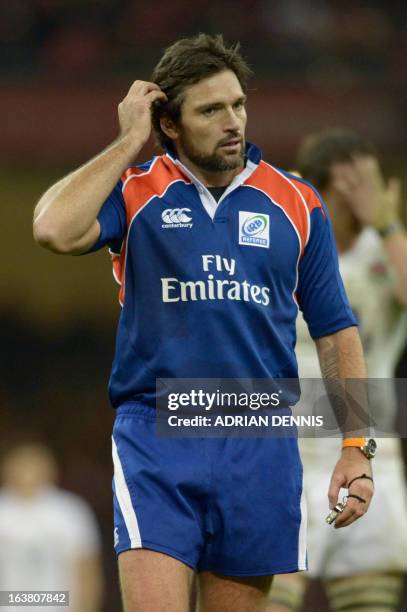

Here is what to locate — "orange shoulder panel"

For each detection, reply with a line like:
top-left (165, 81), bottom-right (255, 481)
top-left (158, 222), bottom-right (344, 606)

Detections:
top-left (245, 162), bottom-right (322, 254)
top-left (288, 174), bottom-right (325, 217)
top-left (112, 156), bottom-right (189, 306)
top-left (121, 156), bottom-right (188, 225)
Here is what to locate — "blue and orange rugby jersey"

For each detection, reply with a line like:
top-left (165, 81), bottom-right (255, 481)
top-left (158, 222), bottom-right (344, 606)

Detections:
top-left (88, 143), bottom-right (356, 408)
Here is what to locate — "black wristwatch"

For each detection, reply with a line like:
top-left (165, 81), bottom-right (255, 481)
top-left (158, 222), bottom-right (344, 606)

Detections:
top-left (361, 438), bottom-right (377, 459)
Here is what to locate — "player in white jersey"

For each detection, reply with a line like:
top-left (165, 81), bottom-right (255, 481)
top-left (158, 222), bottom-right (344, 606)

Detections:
top-left (0, 443), bottom-right (104, 612)
top-left (268, 129), bottom-right (407, 612)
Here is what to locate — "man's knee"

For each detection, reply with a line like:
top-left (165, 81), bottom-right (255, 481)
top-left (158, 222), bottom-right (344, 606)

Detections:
top-left (119, 549), bottom-right (193, 612)
top-left (198, 572), bottom-right (274, 612)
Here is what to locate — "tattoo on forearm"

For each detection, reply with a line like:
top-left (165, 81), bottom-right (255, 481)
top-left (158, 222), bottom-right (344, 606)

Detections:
top-left (316, 331), bottom-right (370, 437)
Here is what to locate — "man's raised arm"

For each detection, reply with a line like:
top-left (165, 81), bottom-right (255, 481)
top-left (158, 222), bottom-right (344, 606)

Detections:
top-left (33, 81), bottom-right (166, 255)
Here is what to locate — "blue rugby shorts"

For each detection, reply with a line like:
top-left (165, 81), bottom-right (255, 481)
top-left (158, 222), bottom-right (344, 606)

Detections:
top-left (112, 402), bottom-right (307, 576)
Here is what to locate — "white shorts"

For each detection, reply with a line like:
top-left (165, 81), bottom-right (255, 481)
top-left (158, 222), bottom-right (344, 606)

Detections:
top-left (300, 437), bottom-right (407, 578)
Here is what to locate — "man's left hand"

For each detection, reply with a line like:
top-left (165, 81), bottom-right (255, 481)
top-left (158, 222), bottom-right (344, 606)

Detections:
top-left (328, 447), bottom-right (374, 528)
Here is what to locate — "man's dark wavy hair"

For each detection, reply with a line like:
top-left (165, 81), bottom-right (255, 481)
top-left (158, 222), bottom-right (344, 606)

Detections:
top-left (296, 128), bottom-right (376, 191)
top-left (151, 33), bottom-right (252, 149)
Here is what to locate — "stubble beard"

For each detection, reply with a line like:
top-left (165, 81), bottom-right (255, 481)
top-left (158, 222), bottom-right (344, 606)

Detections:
top-left (179, 136), bottom-right (245, 173)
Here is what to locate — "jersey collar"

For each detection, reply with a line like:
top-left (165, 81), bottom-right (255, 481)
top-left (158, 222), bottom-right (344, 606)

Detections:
top-left (163, 142), bottom-right (261, 220)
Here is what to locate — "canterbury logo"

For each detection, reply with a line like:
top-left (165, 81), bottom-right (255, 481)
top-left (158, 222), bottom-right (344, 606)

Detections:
top-left (161, 208), bottom-right (193, 228)
top-left (162, 208), bottom-right (192, 223)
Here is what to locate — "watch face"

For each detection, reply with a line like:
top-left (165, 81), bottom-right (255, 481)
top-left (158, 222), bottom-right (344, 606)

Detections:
top-left (365, 438), bottom-right (377, 458)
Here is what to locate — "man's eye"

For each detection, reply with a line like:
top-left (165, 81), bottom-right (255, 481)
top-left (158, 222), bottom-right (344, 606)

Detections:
top-left (202, 107), bottom-right (216, 116)
top-left (234, 101), bottom-right (244, 110)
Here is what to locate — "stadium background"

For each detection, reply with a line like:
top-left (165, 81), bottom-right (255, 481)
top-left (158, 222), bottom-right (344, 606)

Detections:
top-left (1, 1), bottom-right (406, 609)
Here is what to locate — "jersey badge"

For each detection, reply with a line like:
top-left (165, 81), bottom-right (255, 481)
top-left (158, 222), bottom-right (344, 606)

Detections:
top-left (239, 211), bottom-right (270, 248)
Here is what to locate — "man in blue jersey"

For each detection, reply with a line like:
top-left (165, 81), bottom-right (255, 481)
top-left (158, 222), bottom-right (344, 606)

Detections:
top-left (34, 34), bottom-right (374, 612)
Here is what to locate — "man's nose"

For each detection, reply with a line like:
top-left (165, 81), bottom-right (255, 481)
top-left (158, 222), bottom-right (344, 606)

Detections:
top-left (223, 107), bottom-right (241, 131)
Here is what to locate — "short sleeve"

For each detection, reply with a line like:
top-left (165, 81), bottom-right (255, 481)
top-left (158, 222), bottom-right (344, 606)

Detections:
top-left (297, 199), bottom-right (357, 338)
top-left (87, 180), bottom-right (126, 253)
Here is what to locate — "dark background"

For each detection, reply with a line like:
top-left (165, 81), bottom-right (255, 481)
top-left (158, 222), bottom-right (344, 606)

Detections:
top-left (1, 1), bottom-right (406, 609)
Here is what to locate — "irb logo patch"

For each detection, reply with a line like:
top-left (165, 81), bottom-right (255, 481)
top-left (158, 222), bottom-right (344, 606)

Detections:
top-left (239, 211), bottom-right (270, 248)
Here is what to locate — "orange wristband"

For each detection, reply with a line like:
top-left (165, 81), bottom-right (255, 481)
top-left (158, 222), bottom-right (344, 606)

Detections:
top-left (342, 437), bottom-right (366, 449)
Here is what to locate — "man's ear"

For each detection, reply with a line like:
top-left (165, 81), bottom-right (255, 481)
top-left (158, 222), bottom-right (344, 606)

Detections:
top-left (160, 116), bottom-right (179, 141)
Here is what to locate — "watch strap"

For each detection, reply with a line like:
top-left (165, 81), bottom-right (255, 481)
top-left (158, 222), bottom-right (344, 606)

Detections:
top-left (342, 437), bottom-right (366, 449)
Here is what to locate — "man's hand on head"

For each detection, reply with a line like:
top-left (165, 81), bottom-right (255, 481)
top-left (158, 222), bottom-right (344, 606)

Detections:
top-left (118, 81), bottom-right (167, 151)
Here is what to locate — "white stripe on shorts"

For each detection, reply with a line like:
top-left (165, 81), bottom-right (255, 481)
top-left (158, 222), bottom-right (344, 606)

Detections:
top-left (298, 486), bottom-right (307, 569)
top-left (112, 436), bottom-right (142, 548)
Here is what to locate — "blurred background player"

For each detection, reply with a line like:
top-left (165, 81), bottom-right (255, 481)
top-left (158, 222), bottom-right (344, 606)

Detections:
top-left (0, 442), bottom-right (104, 612)
top-left (268, 128), bottom-right (407, 612)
